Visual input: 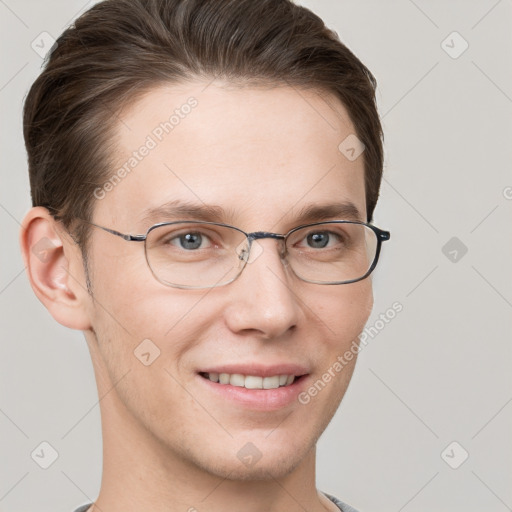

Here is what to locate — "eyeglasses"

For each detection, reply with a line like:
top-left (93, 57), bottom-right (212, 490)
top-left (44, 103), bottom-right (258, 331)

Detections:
top-left (82, 220), bottom-right (390, 289)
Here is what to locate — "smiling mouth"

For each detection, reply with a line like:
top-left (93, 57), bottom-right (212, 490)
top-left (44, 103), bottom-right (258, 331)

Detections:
top-left (199, 372), bottom-right (305, 389)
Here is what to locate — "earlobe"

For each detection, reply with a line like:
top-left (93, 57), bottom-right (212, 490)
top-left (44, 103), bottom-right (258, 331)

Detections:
top-left (19, 207), bottom-right (92, 331)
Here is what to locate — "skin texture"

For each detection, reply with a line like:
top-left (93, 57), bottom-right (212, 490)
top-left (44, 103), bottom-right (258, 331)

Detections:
top-left (20, 81), bottom-right (374, 512)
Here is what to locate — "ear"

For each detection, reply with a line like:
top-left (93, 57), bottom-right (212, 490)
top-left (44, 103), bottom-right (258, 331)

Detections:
top-left (19, 207), bottom-right (92, 330)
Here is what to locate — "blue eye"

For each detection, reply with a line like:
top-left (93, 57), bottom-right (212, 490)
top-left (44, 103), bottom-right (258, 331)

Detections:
top-left (177, 232), bottom-right (204, 250)
top-left (304, 231), bottom-right (343, 249)
top-left (306, 232), bottom-right (330, 248)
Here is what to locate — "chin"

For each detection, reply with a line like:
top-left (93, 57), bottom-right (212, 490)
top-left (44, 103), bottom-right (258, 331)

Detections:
top-left (204, 451), bottom-right (306, 482)
top-left (188, 434), bottom-right (316, 482)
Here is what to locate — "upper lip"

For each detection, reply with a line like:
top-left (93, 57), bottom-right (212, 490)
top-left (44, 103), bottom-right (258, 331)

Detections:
top-left (198, 363), bottom-right (309, 378)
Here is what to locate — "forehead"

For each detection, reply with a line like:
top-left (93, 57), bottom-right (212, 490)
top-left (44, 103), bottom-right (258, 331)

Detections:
top-left (96, 81), bottom-right (366, 230)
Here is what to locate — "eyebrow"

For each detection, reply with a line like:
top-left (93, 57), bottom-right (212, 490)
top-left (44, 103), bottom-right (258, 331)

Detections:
top-left (138, 199), bottom-right (364, 229)
top-left (293, 202), bottom-right (364, 224)
top-left (139, 200), bottom-right (228, 227)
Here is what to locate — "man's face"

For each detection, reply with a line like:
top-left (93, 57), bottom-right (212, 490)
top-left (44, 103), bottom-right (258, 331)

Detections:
top-left (83, 82), bottom-right (373, 479)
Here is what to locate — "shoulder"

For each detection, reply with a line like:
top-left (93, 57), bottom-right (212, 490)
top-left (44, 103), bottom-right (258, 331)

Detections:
top-left (72, 505), bottom-right (92, 512)
top-left (322, 491), bottom-right (361, 512)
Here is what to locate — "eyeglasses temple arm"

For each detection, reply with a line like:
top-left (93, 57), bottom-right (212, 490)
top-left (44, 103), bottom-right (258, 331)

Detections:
top-left (91, 223), bottom-right (146, 242)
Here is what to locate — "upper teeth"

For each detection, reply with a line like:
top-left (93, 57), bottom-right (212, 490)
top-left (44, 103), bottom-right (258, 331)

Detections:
top-left (206, 373), bottom-right (295, 389)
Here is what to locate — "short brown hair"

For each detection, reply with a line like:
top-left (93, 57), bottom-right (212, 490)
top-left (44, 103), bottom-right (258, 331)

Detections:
top-left (24, 0), bottom-right (383, 257)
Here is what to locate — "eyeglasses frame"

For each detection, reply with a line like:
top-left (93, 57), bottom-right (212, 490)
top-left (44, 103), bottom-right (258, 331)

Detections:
top-left (82, 219), bottom-right (390, 289)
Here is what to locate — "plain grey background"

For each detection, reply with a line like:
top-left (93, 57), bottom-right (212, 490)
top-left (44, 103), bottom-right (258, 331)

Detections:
top-left (1, 1), bottom-right (511, 511)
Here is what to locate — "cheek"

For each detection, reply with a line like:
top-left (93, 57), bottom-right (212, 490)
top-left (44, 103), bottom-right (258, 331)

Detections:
top-left (91, 269), bottom-right (222, 374)
top-left (92, 244), bottom-right (194, 333)
top-left (87, 282), bottom-right (212, 433)
top-left (316, 278), bottom-right (373, 346)
top-left (294, 281), bottom-right (373, 434)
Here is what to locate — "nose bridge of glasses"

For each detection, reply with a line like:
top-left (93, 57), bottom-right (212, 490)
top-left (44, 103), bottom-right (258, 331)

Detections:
top-left (247, 231), bottom-right (286, 242)
top-left (239, 231), bottom-right (287, 263)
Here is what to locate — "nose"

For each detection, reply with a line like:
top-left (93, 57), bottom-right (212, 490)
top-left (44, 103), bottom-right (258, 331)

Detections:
top-left (223, 238), bottom-right (301, 339)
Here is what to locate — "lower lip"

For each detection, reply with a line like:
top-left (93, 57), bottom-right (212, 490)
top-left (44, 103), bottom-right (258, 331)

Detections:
top-left (197, 374), bottom-right (308, 411)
